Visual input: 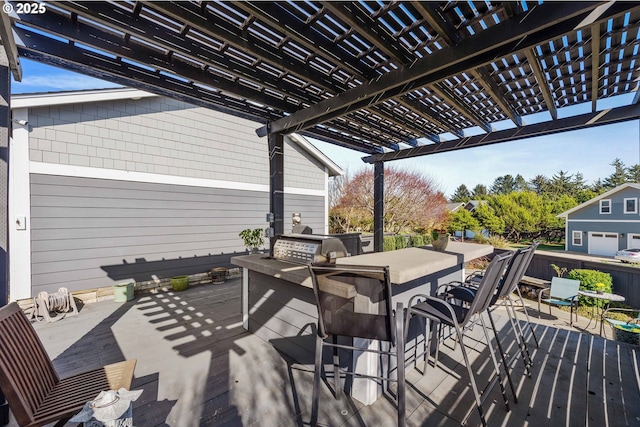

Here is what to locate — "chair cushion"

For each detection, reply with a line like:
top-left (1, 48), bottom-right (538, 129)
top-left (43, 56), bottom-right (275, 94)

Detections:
top-left (411, 299), bottom-right (467, 326)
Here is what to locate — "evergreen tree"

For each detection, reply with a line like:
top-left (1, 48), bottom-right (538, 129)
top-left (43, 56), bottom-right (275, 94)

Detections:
top-left (471, 184), bottom-right (488, 199)
top-left (515, 174), bottom-right (530, 192)
top-left (448, 208), bottom-right (480, 241)
top-left (549, 170), bottom-right (574, 197)
top-left (626, 164), bottom-right (640, 183)
top-left (591, 178), bottom-right (606, 194)
top-left (450, 184), bottom-right (471, 202)
top-left (603, 158), bottom-right (627, 189)
top-left (490, 174), bottom-right (517, 195)
top-left (529, 175), bottom-right (549, 195)
top-left (473, 202), bottom-right (504, 235)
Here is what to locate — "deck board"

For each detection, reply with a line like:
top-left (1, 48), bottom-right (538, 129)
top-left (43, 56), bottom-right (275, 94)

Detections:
top-left (6, 279), bottom-right (639, 427)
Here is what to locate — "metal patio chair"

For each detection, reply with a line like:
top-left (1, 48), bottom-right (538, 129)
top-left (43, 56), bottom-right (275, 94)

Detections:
top-left (308, 263), bottom-right (405, 427)
top-left (404, 251), bottom-right (513, 427)
top-left (442, 244), bottom-right (539, 403)
top-left (538, 277), bottom-right (580, 326)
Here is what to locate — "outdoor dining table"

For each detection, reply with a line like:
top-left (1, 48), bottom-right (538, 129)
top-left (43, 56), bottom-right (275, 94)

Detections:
top-left (578, 290), bottom-right (625, 335)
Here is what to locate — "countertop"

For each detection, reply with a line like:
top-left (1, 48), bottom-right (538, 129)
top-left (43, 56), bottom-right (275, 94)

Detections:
top-left (232, 241), bottom-right (493, 287)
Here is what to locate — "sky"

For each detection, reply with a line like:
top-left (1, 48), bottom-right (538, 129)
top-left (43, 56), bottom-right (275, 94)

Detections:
top-left (13, 59), bottom-right (640, 198)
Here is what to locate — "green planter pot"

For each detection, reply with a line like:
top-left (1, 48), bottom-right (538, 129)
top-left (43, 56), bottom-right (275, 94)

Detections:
top-left (113, 281), bottom-right (135, 302)
top-left (170, 276), bottom-right (190, 292)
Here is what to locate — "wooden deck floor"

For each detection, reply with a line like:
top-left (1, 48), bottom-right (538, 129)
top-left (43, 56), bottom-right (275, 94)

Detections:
top-left (11, 278), bottom-right (640, 427)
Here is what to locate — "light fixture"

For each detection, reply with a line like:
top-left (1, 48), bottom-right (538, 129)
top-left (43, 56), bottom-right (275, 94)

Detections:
top-left (292, 212), bottom-right (301, 226)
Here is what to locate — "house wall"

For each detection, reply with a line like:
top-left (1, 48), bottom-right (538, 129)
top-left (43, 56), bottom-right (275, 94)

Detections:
top-left (566, 187), bottom-right (640, 254)
top-left (10, 94), bottom-right (331, 299)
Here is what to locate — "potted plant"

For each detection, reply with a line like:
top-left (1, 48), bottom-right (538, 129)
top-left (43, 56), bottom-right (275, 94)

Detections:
top-left (239, 228), bottom-right (265, 254)
top-left (431, 229), bottom-right (450, 252)
top-left (170, 275), bottom-right (189, 292)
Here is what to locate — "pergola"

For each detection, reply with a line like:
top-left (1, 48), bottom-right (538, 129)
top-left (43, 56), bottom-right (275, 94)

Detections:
top-left (1, 1), bottom-right (640, 302)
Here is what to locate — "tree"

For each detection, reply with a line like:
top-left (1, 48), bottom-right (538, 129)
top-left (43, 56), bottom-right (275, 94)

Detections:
top-left (471, 184), bottom-right (488, 199)
top-left (548, 170), bottom-right (574, 197)
top-left (626, 164), bottom-right (640, 183)
top-left (529, 174), bottom-right (549, 195)
top-left (448, 208), bottom-right (480, 241)
top-left (473, 202), bottom-right (504, 235)
top-left (487, 191), bottom-right (546, 242)
top-left (451, 184), bottom-right (471, 202)
top-left (331, 166), bottom-right (448, 234)
top-left (490, 175), bottom-right (517, 195)
top-left (603, 158), bottom-right (627, 189)
top-left (514, 174), bottom-right (529, 192)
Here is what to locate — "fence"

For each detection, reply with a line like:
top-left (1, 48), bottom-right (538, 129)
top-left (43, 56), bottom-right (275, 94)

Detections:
top-left (525, 251), bottom-right (640, 308)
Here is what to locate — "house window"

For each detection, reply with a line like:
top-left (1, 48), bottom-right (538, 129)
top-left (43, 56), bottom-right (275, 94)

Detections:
top-left (572, 230), bottom-right (582, 246)
top-left (600, 199), bottom-right (611, 214)
top-left (624, 198), bottom-right (637, 214)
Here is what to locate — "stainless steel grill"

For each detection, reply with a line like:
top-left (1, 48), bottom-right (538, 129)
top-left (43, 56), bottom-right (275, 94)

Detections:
top-left (272, 234), bottom-right (348, 264)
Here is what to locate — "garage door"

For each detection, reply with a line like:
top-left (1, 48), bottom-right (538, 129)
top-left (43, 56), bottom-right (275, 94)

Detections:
top-left (589, 232), bottom-right (619, 256)
top-left (628, 234), bottom-right (640, 249)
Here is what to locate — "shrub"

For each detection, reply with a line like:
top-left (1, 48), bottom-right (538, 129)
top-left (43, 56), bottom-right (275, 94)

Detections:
top-left (408, 234), bottom-right (425, 247)
top-left (473, 233), bottom-right (488, 244)
top-left (383, 236), bottom-right (396, 252)
top-left (466, 256), bottom-right (489, 270)
top-left (487, 235), bottom-right (510, 248)
top-left (567, 269), bottom-right (613, 308)
top-left (395, 235), bottom-right (408, 250)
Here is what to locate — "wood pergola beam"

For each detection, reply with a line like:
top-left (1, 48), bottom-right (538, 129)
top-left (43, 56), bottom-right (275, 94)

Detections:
top-left (471, 67), bottom-right (523, 127)
top-left (429, 83), bottom-right (492, 133)
top-left (411, 1), bottom-right (459, 46)
top-left (524, 49), bottom-right (558, 120)
top-left (591, 23), bottom-right (601, 112)
top-left (260, 2), bottom-right (611, 136)
top-left (363, 102), bottom-right (640, 162)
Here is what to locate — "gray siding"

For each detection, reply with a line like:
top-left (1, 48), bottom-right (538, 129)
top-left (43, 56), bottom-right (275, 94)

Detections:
top-left (567, 187), bottom-right (640, 253)
top-left (28, 96), bottom-right (271, 184)
top-left (284, 193), bottom-right (326, 234)
top-left (284, 139), bottom-right (325, 191)
top-left (30, 174), bottom-right (326, 294)
top-left (570, 188), bottom-right (640, 220)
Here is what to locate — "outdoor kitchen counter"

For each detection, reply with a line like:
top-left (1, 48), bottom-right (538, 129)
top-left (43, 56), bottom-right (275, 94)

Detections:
top-left (230, 241), bottom-right (493, 406)
top-left (231, 240), bottom-right (493, 287)
top-left (337, 241), bottom-right (492, 284)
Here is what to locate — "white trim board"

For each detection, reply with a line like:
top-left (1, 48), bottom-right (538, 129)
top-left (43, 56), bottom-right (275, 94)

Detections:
top-left (8, 108), bottom-right (32, 301)
top-left (29, 162), bottom-right (326, 197)
top-left (12, 88), bottom-right (157, 108)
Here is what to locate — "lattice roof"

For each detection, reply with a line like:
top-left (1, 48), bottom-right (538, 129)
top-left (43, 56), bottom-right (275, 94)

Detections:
top-left (2, 1), bottom-right (640, 162)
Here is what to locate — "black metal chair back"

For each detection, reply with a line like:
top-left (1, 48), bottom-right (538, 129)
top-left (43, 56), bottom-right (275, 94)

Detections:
top-left (495, 241), bottom-right (540, 301)
top-left (467, 251), bottom-right (514, 318)
top-left (308, 263), bottom-right (405, 427)
top-left (311, 263), bottom-right (395, 343)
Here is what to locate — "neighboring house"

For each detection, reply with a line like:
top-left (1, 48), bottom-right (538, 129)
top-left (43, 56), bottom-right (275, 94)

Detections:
top-left (8, 88), bottom-right (343, 300)
top-left (558, 183), bottom-right (640, 256)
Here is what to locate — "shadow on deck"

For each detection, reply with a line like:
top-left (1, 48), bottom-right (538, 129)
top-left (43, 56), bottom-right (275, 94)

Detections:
top-left (13, 278), bottom-right (640, 427)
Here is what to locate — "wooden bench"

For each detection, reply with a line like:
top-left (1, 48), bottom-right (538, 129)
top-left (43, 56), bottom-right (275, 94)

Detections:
top-left (0, 302), bottom-right (136, 427)
top-left (520, 275), bottom-right (551, 289)
top-left (519, 275), bottom-right (551, 300)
